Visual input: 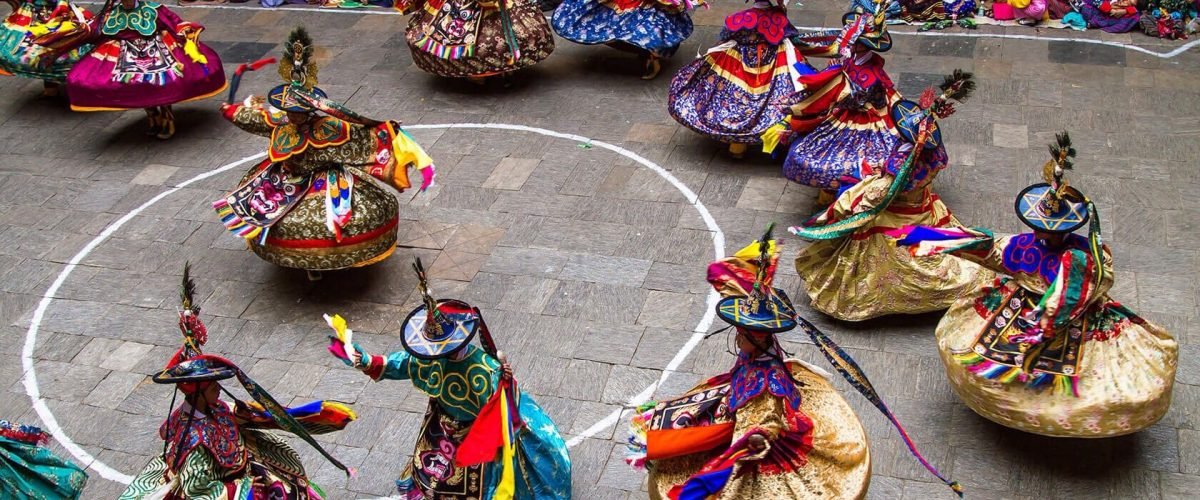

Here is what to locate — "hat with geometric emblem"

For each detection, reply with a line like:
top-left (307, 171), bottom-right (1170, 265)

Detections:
top-left (1014, 131), bottom-right (1090, 234)
top-left (400, 257), bottom-right (480, 360)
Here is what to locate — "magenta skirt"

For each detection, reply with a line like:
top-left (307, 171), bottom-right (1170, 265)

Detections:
top-left (67, 36), bottom-right (225, 111)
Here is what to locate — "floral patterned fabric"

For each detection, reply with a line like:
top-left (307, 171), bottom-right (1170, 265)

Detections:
top-left (668, 6), bottom-right (815, 144)
top-left (552, 0), bottom-right (696, 55)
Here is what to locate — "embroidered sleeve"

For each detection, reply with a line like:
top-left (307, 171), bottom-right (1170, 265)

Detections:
top-left (222, 100), bottom-right (277, 138)
top-left (896, 227), bottom-right (1002, 269)
top-left (369, 350), bottom-right (413, 382)
top-left (361, 122), bottom-right (433, 192)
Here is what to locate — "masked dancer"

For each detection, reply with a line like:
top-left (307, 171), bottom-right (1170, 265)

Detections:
top-left (627, 225), bottom-right (963, 499)
top-left (0, 0), bottom-right (94, 96)
top-left (667, 0), bottom-right (815, 158)
top-left (788, 70), bottom-right (992, 321)
top-left (762, 0), bottom-right (900, 201)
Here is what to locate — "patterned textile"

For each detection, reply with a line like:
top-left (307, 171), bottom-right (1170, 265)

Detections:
top-left (0, 422), bottom-right (87, 500)
top-left (370, 345), bottom-right (572, 499)
top-left (668, 6), bottom-right (814, 144)
top-left (65, 2), bottom-right (225, 111)
top-left (398, 403), bottom-right (486, 497)
top-left (0, 0), bottom-right (94, 81)
top-left (404, 0), bottom-right (554, 77)
top-left (121, 426), bottom-right (322, 500)
top-left (729, 352), bottom-right (801, 413)
top-left (643, 361), bottom-right (871, 499)
top-left (781, 51), bottom-right (900, 190)
top-left (552, 0), bottom-right (696, 55)
top-left (1078, 1), bottom-right (1142, 33)
top-left (901, 231), bottom-right (1179, 437)
top-left (794, 183), bottom-right (992, 321)
top-left (214, 102), bottom-right (430, 271)
top-left (159, 404), bottom-right (247, 472)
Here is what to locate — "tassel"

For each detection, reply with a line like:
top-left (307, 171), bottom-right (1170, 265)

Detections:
top-left (213, 199), bottom-right (262, 240)
top-left (495, 384), bottom-right (516, 500)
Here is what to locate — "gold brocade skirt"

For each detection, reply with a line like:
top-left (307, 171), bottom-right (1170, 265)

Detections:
top-left (937, 295), bottom-right (1179, 437)
top-left (648, 363), bottom-right (871, 499)
top-left (795, 192), bottom-right (993, 321)
top-left (246, 172), bottom-right (400, 271)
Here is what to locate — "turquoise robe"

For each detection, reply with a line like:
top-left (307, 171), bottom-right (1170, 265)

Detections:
top-left (370, 344), bottom-right (571, 499)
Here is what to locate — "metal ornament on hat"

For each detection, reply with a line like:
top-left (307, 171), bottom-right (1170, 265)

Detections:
top-left (266, 27), bottom-right (328, 114)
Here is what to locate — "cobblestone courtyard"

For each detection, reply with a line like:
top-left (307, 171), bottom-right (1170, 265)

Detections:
top-left (1, 1), bottom-right (1198, 498)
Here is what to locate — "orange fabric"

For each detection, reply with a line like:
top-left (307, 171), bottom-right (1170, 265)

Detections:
top-left (646, 421), bottom-right (735, 460)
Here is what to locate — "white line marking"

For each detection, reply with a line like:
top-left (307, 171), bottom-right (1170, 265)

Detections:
top-left (74, 1), bottom-right (1200, 58)
top-left (869, 27), bottom-right (1200, 59)
top-left (21, 124), bottom-right (725, 493)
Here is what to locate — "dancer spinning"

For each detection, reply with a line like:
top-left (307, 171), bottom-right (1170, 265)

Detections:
top-left (394, 0), bottom-right (554, 82)
top-left (892, 133), bottom-right (1178, 437)
top-left (789, 70), bottom-right (992, 321)
top-left (552, 0), bottom-right (705, 79)
top-left (326, 257), bottom-right (571, 499)
top-left (213, 28), bottom-right (435, 277)
top-left (65, 0), bottom-right (225, 139)
top-left (627, 225), bottom-right (962, 499)
top-left (762, 0), bottom-right (899, 198)
top-left (667, 0), bottom-right (815, 158)
top-left (1, 420), bottom-right (87, 499)
top-left (120, 265), bottom-right (357, 499)
top-left (0, 0), bottom-right (94, 96)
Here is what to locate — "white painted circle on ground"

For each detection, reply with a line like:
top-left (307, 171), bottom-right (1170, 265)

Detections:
top-left (20, 123), bottom-right (726, 488)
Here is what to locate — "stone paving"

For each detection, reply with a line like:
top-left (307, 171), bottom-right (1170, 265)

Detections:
top-left (1, 1), bottom-right (1198, 498)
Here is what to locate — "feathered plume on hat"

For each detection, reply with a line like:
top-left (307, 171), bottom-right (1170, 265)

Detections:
top-left (1041, 131), bottom-right (1078, 212)
top-left (177, 262), bottom-right (206, 361)
top-left (278, 27), bottom-right (318, 90)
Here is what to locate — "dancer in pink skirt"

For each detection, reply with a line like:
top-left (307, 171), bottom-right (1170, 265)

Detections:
top-left (66, 0), bottom-right (225, 139)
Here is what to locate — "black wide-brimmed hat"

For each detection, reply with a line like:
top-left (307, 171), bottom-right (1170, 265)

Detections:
top-left (399, 259), bottom-right (481, 360)
top-left (709, 224), bottom-right (797, 334)
top-left (152, 355), bottom-right (237, 384)
top-left (1015, 132), bottom-right (1091, 234)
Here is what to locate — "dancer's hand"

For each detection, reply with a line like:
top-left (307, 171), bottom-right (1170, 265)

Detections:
top-left (748, 434), bottom-right (767, 453)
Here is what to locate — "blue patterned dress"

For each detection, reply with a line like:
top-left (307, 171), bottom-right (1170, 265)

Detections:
top-left (365, 344), bottom-right (571, 499)
top-left (668, 5), bottom-right (815, 145)
top-left (780, 48), bottom-right (900, 191)
top-left (551, 0), bottom-right (699, 56)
